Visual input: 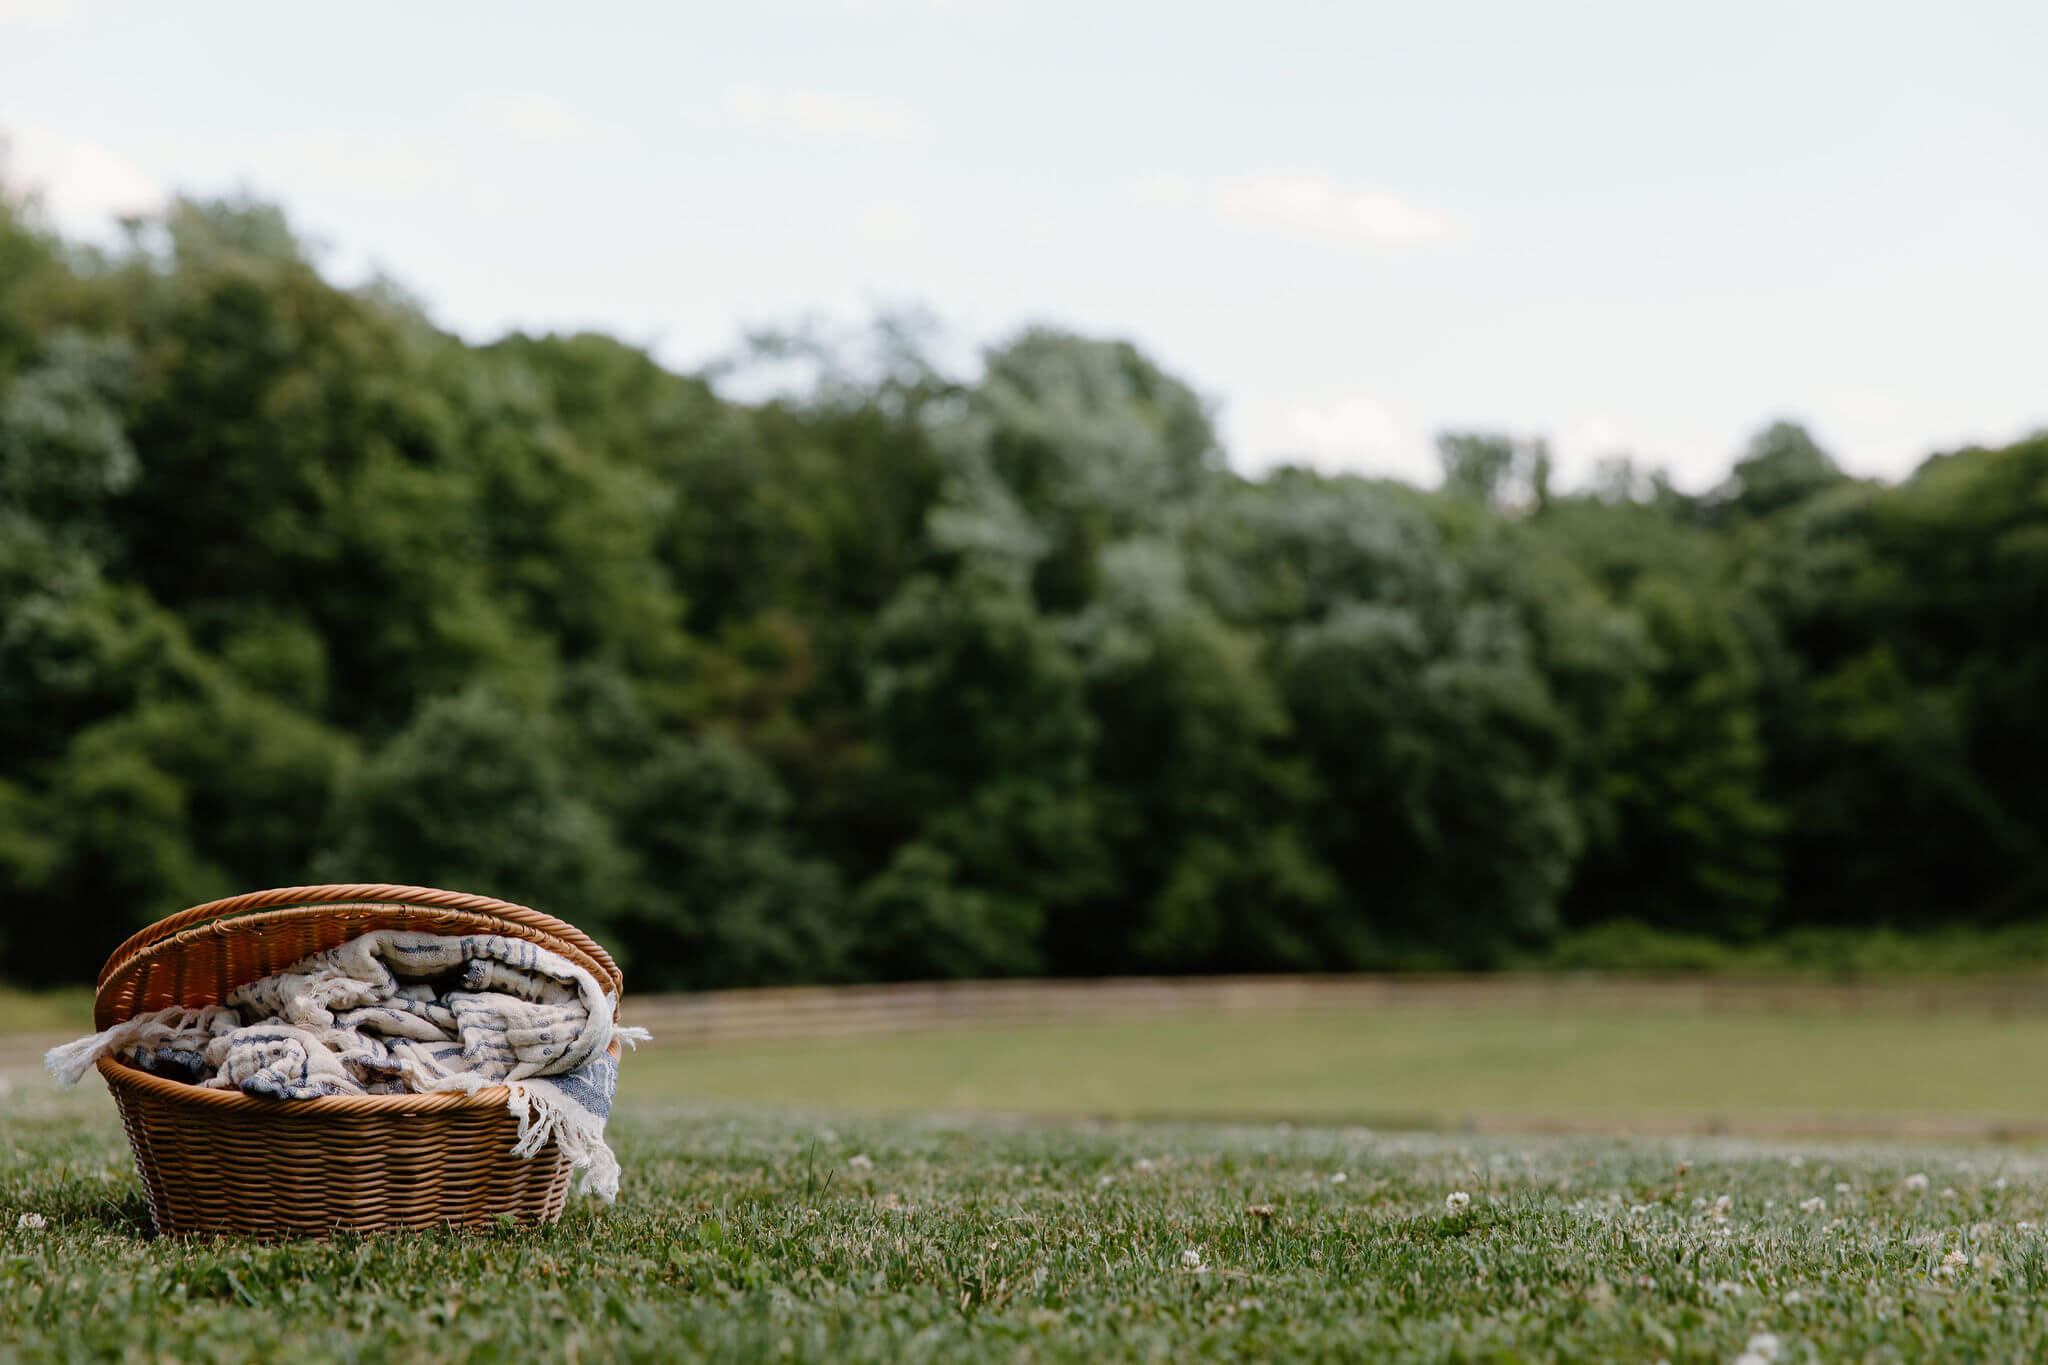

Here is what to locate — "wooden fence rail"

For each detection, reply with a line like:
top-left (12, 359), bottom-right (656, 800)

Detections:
top-left (616, 973), bottom-right (2048, 1047)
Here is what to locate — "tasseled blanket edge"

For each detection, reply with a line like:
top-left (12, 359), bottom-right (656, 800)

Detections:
top-left (44, 1006), bottom-right (236, 1089)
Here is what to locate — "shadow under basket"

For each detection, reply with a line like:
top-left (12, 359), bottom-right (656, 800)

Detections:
top-left (89, 883), bottom-right (626, 1238)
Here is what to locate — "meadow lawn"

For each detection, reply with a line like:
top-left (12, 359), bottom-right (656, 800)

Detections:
top-left (10, 997), bottom-right (2048, 1359)
top-left (623, 1005), bottom-right (2048, 1133)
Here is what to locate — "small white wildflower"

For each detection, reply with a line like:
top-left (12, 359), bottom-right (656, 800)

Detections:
top-left (1134, 1158), bottom-right (1156, 1172)
top-left (1097, 1174), bottom-right (1114, 1188)
top-left (1445, 1190), bottom-right (1471, 1212)
top-left (1710, 1279), bottom-right (1746, 1297)
top-left (1994, 1177), bottom-right (2009, 1190)
top-left (1904, 1173), bottom-right (1930, 1191)
top-left (1942, 1249), bottom-right (1968, 1268)
top-left (1835, 1182), bottom-right (1852, 1195)
top-left (1181, 1247), bottom-right (1207, 1272)
top-left (1932, 1264), bottom-right (1955, 1281)
top-left (1330, 1171), bottom-right (1347, 1184)
top-left (2019, 1220), bottom-right (2038, 1232)
top-left (1787, 1155), bottom-right (1805, 1168)
top-left (1629, 1203), bottom-right (1652, 1216)
top-left (1782, 1288), bottom-right (1804, 1305)
top-left (1742, 1331), bottom-right (1783, 1362)
top-left (1799, 1196), bottom-right (1826, 1213)
top-left (16, 1213), bottom-right (46, 1230)
top-left (847, 1153), bottom-right (874, 1171)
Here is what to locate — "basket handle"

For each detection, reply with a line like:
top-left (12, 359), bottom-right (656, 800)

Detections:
top-left (96, 884), bottom-right (624, 998)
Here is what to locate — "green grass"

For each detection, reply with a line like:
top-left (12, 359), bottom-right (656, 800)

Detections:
top-left (0, 986), bottom-right (93, 1036)
top-left (8, 1083), bottom-right (2048, 1361)
top-left (628, 1007), bottom-right (2048, 1127)
top-left (12, 1003), bottom-right (2048, 1359)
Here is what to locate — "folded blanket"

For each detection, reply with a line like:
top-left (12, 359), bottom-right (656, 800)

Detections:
top-left (47, 930), bottom-right (649, 1201)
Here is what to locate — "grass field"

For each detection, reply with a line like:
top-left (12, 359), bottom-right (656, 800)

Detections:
top-left (12, 998), bottom-right (2048, 1359)
top-left (626, 1006), bottom-right (2048, 1132)
top-left (8, 1082), bottom-right (2048, 1361)
top-left (0, 987), bottom-right (90, 1037)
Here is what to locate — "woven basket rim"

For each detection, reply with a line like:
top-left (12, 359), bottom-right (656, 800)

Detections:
top-left (93, 883), bottom-right (623, 1031)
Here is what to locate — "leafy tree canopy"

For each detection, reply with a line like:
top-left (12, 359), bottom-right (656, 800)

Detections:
top-left (3, 184), bottom-right (2042, 984)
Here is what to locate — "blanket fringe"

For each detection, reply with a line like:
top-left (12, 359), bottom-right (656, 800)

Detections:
top-left (44, 1006), bottom-right (237, 1088)
top-left (505, 1082), bottom-right (623, 1203)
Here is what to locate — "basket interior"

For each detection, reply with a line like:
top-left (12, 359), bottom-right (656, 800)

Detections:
top-left (95, 887), bottom-right (620, 1031)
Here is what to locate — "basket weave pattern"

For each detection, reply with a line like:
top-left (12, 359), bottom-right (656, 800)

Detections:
top-left (93, 884), bottom-right (625, 1237)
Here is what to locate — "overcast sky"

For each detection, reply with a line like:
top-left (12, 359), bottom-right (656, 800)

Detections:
top-left (3, 0), bottom-right (2044, 490)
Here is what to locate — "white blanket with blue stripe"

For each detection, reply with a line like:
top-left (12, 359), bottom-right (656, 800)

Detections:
top-left (47, 931), bottom-right (648, 1201)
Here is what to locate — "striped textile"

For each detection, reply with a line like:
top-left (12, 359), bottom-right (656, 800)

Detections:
top-left (47, 931), bottom-right (649, 1201)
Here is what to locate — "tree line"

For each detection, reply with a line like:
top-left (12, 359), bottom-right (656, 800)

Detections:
top-left (3, 191), bottom-right (2044, 988)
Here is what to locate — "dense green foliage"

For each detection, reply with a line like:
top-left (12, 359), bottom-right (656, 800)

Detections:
top-left (3, 187), bottom-right (2045, 987)
top-left (9, 1094), bottom-right (2048, 1361)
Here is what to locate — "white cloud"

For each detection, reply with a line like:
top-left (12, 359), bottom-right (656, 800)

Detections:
top-left (0, 121), bottom-right (164, 234)
top-left (1213, 171), bottom-right (1457, 247)
top-left (1230, 394), bottom-right (1436, 484)
top-left (1127, 172), bottom-right (1196, 209)
top-left (852, 199), bottom-right (924, 244)
top-left (1785, 400), bottom-right (2040, 485)
top-left (724, 85), bottom-right (930, 143)
top-left (832, 0), bottom-right (1013, 10)
top-left (1548, 413), bottom-right (1725, 492)
top-left (237, 131), bottom-right (517, 220)
top-left (462, 93), bottom-right (613, 147)
top-left (1798, 390), bottom-right (2014, 484)
top-left (1127, 169), bottom-right (1458, 249)
top-left (0, 0), bottom-right (79, 28)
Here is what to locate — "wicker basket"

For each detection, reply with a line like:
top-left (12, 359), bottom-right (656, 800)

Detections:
top-left (91, 883), bottom-right (626, 1237)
